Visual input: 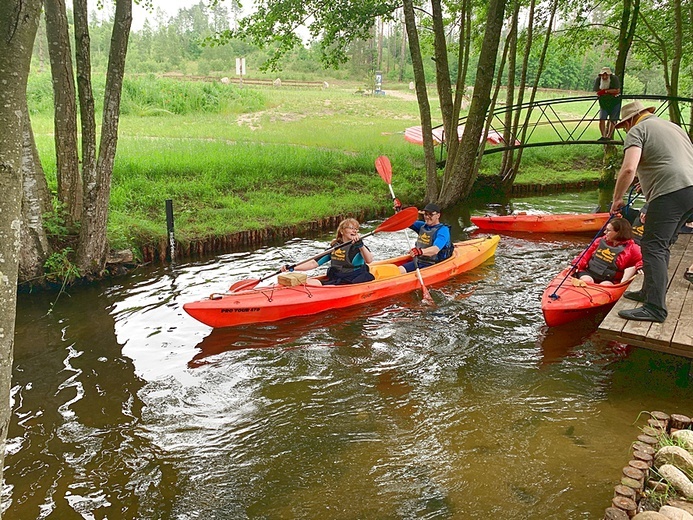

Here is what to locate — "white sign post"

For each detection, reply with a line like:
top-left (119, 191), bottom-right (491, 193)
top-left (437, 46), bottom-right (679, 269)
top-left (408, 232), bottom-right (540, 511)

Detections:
top-left (235, 57), bottom-right (246, 86)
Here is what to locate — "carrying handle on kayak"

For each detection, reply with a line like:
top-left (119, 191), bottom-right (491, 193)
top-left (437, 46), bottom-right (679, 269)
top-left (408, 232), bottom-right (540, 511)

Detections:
top-left (548, 190), bottom-right (641, 300)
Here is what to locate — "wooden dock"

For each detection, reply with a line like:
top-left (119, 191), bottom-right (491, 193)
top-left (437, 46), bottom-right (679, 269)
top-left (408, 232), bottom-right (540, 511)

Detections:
top-left (598, 234), bottom-right (693, 358)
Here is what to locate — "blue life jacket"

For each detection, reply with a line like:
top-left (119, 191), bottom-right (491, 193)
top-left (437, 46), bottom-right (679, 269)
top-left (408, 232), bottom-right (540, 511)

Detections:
top-left (415, 224), bottom-right (453, 265)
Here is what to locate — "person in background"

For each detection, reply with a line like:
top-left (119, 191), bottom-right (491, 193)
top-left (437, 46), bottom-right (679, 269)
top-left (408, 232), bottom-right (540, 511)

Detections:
top-left (574, 217), bottom-right (642, 285)
top-left (398, 203), bottom-right (453, 274)
top-left (593, 67), bottom-right (622, 141)
top-left (610, 100), bottom-right (693, 322)
top-left (282, 218), bottom-right (375, 285)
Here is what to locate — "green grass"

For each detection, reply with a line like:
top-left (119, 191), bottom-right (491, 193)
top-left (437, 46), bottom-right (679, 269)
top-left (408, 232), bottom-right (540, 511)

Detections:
top-left (29, 78), bottom-right (609, 253)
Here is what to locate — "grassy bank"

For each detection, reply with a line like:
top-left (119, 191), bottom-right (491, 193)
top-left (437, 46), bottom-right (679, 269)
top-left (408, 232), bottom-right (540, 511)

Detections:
top-left (30, 77), bottom-right (605, 255)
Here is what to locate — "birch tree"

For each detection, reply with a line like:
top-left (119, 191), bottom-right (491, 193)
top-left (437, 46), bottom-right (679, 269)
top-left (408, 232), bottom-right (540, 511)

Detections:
top-left (0, 0), bottom-right (43, 511)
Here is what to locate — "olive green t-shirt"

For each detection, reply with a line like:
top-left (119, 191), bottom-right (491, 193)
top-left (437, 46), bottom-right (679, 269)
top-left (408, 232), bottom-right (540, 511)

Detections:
top-left (624, 114), bottom-right (693, 201)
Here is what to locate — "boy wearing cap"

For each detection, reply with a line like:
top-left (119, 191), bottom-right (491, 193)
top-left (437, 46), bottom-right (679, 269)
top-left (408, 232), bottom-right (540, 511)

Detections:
top-left (610, 100), bottom-right (693, 322)
top-left (593, 67), bottom-right (622, 141)
top-left (398, 203), bottom-right (453, 274)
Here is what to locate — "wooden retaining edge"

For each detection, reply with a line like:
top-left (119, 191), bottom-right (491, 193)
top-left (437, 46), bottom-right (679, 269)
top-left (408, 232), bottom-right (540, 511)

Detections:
top-left (138, 181), bottom-right (601, 265)
top-left (510, 179), bottom-right (601, 196)
top-left (604, 410), bottom-right (693, 519)
top-left (141, 212), bottom-right (368, 264)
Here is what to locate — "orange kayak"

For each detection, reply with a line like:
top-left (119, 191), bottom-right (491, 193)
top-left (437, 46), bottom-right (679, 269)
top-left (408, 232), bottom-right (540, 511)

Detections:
top-left (541, 267), bottom-right (633, 327)
top-left (184, 235), bottom-right (500, 328)
top-left (471, 213), bottom-right (609, 233)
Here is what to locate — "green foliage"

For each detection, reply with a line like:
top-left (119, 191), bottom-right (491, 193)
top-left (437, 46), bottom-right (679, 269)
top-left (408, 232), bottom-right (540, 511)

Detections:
top-left (26, 72), bottom-right (54, 115)
top-left (623, 74), bottom-right (645, 96)
top-left (43, 200), bottom-right (72, 236)
top-left (27, 74), bottom-right (269, 116)
top-left (120, 75), bottom-right (267, 115)
top-left (43, 248), bottom-right (81, 284)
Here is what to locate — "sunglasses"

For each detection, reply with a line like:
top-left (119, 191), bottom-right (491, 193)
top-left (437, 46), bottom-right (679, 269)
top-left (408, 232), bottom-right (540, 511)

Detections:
top-left (423, 212), bottom-right (438, 217)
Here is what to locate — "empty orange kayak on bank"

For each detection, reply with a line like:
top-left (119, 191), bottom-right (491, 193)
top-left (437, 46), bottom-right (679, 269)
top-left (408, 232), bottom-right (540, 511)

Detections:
top-left (184, 235), bottom-right (500, 329)
top-left (541, 267), bottom-right (633, 327)
top-left (471, 213), bottom-right (610, 234)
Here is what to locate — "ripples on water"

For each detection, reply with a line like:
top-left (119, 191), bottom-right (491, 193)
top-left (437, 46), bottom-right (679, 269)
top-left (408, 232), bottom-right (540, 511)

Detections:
top-left (5, 191), bottom-right (693, 519)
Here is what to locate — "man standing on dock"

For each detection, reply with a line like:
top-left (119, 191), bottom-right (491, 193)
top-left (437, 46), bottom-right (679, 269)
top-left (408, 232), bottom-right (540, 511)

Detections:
top-left (610, 101), bottom-right (693, 323)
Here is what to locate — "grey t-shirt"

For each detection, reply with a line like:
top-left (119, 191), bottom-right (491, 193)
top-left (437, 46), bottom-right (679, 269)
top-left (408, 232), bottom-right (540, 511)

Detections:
top-left (624, 114), bottom-right (693, 201)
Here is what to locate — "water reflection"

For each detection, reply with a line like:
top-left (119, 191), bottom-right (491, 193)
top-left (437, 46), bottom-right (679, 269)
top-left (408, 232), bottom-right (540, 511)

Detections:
top-left (6, 191), bottom-right (693, 519)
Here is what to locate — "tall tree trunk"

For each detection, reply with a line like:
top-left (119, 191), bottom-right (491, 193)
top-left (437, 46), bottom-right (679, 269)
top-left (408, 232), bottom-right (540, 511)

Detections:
top-left (19, 101), bottom-right (52, 285)
top-left (510, 0), bottom-right (558, 184)
top-left (76, 0), bottom-right (132, 275)
top-left (499, 0), bottom-right (520, 186)
top-left (669, 0), bottom-right (682, 124)
top-left (398, 10), bottom-right (407, 83)
top-left (377, 17), bottom-right (383, 71)
top-left (431, 0), bottom-right (454, 147)
top-left (73, 0), bottom-right (97, 183)
top-left (44, 0), bottom-right (82, 226)
top-left (615, 0), bottom-right (639, 81)
top-left (438, 0), bottom-right (507, 206)
top-left (500, 0), bottom-right (536, 190)
top-left (402, 0), bottom-right (438, 202)
top-left (476, 23), bottom-right (511, 182)
top-left (689, 0), bottom-right (693, 141)
top-left (0, 0), bottom-right (43, 509)
top-left (447, 0), bottom-right (471, 163)
top-left (599, 0), bottom-right (640, 202)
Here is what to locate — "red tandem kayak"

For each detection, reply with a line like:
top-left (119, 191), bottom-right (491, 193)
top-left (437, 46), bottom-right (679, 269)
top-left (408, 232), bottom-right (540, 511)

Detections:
top-left (471, 213), bottom-right (609, 233)
top-left (541, 267), bottom-right (634, 327)
top-left (184, 235), bottom-right (500, 328)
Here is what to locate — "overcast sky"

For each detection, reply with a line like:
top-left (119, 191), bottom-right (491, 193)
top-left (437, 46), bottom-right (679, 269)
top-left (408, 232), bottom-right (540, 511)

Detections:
top-left (132, 0), bottom-right (208, 30)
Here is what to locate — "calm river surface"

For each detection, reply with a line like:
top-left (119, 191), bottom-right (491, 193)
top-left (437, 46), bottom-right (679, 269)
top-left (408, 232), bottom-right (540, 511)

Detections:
top-left (5, 190), bottom-right (692, 519)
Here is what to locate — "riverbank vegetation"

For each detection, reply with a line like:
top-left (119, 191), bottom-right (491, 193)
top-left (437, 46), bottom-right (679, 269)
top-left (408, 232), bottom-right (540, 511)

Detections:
top-left (28, 74), bottom-right (603, 254)
top-left (16, 0), bottom-right (688, 287)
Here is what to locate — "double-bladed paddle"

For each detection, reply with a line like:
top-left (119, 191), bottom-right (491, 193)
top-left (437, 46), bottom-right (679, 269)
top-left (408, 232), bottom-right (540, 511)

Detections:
top-left (375, 155), bottom-right (433, 303)
top-left (227, 207), bottom-right (419, 293)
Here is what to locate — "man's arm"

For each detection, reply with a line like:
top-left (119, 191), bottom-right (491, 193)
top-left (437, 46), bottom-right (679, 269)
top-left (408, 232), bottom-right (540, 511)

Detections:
top-left (611, 146), bottom-right (642, 213)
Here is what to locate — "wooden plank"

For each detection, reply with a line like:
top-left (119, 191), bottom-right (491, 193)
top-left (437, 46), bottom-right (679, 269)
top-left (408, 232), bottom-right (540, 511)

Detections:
top-left (598, 234), bottom-right (693, 358)
top-left (671, 235), bottom-right (693, 352)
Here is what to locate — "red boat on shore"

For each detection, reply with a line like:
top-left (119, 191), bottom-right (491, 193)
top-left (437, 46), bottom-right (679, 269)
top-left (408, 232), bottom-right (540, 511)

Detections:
top-left (184, 235), bottom-right (500, 329)
top-left (541, 267), bottom-right (634, 327)
top-left (471, 212), bottom-right (609, 234)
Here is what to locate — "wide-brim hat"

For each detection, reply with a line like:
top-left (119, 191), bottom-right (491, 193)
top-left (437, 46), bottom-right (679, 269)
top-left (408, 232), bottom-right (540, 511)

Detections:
top-left (615, 101), bottom-right (655, 129)
top-left (600, 67), bottom-right (612, 75)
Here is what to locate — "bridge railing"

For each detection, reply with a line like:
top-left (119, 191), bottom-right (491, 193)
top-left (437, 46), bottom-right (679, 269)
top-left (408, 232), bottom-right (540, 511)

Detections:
top-left (447, 94), bottom-right (693, 155)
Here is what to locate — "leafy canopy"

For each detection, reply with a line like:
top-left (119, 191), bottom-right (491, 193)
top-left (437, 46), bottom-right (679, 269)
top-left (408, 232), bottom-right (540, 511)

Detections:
top-left (207, 0), bottom-right (400, 70)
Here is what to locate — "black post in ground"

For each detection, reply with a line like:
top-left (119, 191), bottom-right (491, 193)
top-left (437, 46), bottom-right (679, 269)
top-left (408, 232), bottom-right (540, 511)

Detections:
top-left (165, 199), bottom-right (175, 264)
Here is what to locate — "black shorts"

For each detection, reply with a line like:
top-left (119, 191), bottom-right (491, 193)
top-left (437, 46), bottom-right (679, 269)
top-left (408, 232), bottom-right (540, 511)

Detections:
top-left (575, 270), bottom-right (611, 284)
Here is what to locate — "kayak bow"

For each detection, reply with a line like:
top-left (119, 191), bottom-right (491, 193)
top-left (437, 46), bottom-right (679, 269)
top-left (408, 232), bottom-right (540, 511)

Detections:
top-left (541, 267), bottom-right (634, 327)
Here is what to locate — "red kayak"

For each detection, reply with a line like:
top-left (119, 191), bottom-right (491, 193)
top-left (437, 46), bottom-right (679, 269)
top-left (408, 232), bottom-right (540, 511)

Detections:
top-left (184, 235), bottom-right (500, 328)
top-left (471, 212), bottom-right (609, 233)
top-left (541, 267), bottom-right (634, 327)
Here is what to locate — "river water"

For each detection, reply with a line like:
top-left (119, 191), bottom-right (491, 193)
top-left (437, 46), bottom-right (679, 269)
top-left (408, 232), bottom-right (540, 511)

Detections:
top-left (5, 190), bottom-right (692, 519)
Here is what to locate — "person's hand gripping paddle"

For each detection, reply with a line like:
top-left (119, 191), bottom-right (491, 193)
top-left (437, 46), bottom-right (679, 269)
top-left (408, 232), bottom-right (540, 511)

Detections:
top-left (375, 155), bottom-right (433, 303)
top-left (222, 207), bottom-right (420, 295)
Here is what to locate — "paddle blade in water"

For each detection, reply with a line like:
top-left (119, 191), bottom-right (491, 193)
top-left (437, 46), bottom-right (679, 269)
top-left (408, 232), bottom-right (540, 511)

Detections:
top-left (375, 155), bottom-right (392, 184)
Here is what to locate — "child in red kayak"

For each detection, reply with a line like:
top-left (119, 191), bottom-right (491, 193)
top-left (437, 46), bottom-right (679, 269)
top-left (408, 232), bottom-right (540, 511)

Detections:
top-left (574, 217), bottom-right (643, 285)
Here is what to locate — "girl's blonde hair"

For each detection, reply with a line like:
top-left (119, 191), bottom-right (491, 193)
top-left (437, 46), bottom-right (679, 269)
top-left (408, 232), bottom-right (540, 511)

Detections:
top-left (331, 218), bottom-right (360, 246)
